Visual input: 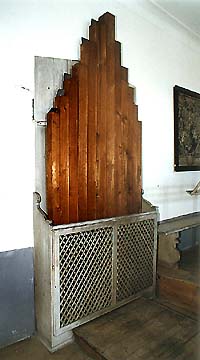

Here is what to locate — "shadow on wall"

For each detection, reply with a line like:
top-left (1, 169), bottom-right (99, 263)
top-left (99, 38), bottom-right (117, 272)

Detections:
top-left (178, 226), bottom-right (200, 251)
top-left (0, 248), bottom-right (35, 348)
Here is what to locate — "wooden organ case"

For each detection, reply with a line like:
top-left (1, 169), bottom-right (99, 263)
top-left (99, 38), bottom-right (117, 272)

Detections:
top-left (34, 12), bottom-right (158, 352)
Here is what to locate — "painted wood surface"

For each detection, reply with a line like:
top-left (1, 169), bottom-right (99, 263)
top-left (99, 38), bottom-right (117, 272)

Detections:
top-left (46, 12), bottom-right (142, 225)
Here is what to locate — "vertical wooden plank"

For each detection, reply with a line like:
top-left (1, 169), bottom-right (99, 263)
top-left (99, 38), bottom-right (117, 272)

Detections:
top-left (78, 41), bottom-right (89, 222)
top-left (89, 19), bottom-right (98, 42)
top-left (127, 89), bottom-right (135, 214)
top-left (114, 41), bottom-right (123, 217)
top-left (105, 13), bottom-right (116, 218)
top-left (128, 97), bottom-right (142, 213)
top-left (63, 75), bottom-right (71, 93)
top-left (87, 42), bottom-right (97, 220)
top-left (121, 67), bottom-right (128, 82)
top-left (137, 120), bottom-right (142, 213)
top-left (60, 95), bottom-right (70, 224)
top-left (46, 112), bottom-right (53, 220)
top-left (46, 109), bottom-right (61, 224)
top-left (57, 94), bottom-right (70, 224)
top-left (96, 19), bottom-right (107, 220)
top-left (69, 67), bottom-right (79, 223)
top-left (129, 103), bottom-right (142, 214)
top-left (88, 20), bottom-right (99, 221)
top-left (121, 80), bottom-right (129, 216)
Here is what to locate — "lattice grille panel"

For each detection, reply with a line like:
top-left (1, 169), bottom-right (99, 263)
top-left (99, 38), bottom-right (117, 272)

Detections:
top-left (59, 227), bottom-right (113, 327)
top-left (116, 219), bottom-right (155, 302)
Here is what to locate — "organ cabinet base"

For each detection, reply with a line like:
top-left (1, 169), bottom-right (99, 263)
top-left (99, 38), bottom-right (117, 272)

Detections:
top-left (33, 192), bottom-right (158, 352)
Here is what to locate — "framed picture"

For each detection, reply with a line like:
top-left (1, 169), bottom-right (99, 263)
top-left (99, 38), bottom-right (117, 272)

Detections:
top-left (174, 85), bottom-right (200, 171)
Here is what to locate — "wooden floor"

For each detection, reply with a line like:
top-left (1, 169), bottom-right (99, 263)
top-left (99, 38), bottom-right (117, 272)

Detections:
top-left (158, 246), bottom-right (200, 318)
top-left (0, 297), bottom-right (199, 360)
top-left (0, 336), bottom-right (93, 360)
top-left (74, 297), bottom-right (200, 360)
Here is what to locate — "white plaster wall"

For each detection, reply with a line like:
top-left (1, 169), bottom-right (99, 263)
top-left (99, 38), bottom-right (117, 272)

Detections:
top-left (0, 0), bottom-right (199, 251)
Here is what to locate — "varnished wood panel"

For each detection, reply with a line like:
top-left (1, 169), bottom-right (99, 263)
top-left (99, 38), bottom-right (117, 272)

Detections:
top-left (127, 88), bottom-right (135, 215)
top-left (78, 41), bottom-right (89, 221)
top-left (137, 119), bottom-right (142, 212)
top-left (114, 41), bottom-right (122, 217)
top-left (69, 69), bottom-right (79, 223)
top-left (87, 42), bottom-right (97, 220)
top-left (57, 95), bottom-right (70, 224)
top-left (121, 79), bottom-right (129, 216)
top-left (46, 109), bottom-right (61, 224)
top-left (105, 14), bottom-right (116, 218)
top-left (96, 18), bottom-right (107, 219)
top-left (46, 111), bottom-right (53, 220)
top-left (46, 12), bottom-right (142, 225)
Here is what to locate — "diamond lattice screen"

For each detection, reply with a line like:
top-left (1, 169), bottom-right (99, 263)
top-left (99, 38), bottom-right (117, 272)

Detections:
top-left (58, 217), bottom-right (156, 328)
top-left (116, 219), bottom-right (155, 302)
top-left (59, 227), bottom-right (113, 327)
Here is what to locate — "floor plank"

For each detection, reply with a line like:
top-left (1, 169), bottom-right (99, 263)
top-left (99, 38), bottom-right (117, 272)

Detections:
top-left (0, 336), bottom-right (92, 360)
top-left (172, 333), bottom-right (200, 359)
top-left (74, 297), bottom-right (199, 360)
top-left (155, 297), bottom-right (197, 321)
top-left (1, 298), bottom-right (199, 360)
top-left (157, 245), bottom-right (200, 317)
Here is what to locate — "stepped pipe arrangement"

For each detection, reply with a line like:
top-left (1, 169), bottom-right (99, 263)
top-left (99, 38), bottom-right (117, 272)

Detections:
top-left (46, 12), bottom-right (142, 225)
top-left (34, 12), bottom-right (158, 352)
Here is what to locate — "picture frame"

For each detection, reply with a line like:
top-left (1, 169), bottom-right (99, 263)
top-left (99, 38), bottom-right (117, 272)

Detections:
top-left (174, 85), bottom-right (200, 172)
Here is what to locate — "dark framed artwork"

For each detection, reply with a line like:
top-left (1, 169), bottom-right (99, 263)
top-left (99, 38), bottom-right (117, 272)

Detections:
top-left (174, 85), bottom-right (200, 171)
